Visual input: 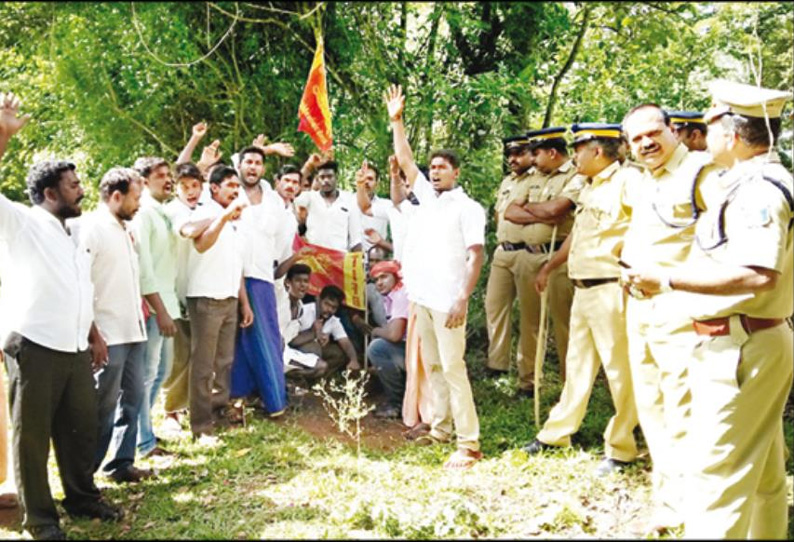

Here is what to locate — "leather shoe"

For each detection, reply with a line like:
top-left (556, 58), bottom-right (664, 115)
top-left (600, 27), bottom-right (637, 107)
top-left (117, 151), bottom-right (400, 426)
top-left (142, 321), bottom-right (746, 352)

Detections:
top-left (108, 466), bottom-right (155, 484)
top-left (63, 499), bottom-right (124, 522)
top-left (521, 439), bottom-right (552, 455)
top-left (26, 525), bottom-right (66, 540)
top-left (594, 457), bottom-right (631, 477)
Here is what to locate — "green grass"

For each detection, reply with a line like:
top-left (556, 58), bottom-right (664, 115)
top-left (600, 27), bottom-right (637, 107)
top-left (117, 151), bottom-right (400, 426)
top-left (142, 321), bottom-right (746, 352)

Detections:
top-left (0, 337), bottom-right (792, 539)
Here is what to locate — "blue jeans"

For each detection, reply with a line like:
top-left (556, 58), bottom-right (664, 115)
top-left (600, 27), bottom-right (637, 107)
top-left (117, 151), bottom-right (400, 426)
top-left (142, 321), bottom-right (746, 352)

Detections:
top-left (367, 338), bottom-right (407, 409)
top-left (138, 314), bottom-right (174, 455)
top-left (95, 341), bottom-right (146, 475)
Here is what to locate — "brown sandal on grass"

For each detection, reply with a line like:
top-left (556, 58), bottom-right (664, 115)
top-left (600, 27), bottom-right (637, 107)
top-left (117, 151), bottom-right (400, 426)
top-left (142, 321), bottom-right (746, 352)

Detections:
top-left (443, 448), bottom-right (483, 471)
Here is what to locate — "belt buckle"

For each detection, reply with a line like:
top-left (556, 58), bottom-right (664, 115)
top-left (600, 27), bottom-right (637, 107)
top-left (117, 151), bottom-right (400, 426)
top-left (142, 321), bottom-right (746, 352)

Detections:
top-left (526, 244), bottom-right (541, 254)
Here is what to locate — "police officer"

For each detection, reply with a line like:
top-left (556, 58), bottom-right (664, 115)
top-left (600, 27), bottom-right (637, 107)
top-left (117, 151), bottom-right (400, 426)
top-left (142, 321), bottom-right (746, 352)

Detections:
top-left (522, 124), bottom-right (641, 477)
top-left (627, 80), bottom-right (792, 539)
top-left (502, 127), bottom-right (583, 393)
top-left (620, 103), bottom-right (722, 532)
top-left (667, 110), bottom-right (709, 151)
top-left (484, 135), bottom-right (539, 384)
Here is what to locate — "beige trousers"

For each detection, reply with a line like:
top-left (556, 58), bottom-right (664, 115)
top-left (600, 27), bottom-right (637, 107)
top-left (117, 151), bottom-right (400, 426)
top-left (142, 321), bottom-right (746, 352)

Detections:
top-left (684, 322), bottom-right (793, 540)
top-left (537, 282), bottom-right (638, 462)
top-left (163, 317), bottom-right (191, 414)
top-left (626, 296), bottom-right (697, 528)
top-left (414, 304), bottom-right (480, 452)
top-left (485, 248), bottom-right (573, 388)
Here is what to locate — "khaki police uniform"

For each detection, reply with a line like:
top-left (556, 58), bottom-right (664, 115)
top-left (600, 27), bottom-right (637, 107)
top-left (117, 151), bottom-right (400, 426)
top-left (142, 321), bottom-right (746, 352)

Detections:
top-left (485, 167), bottom-right (541, 380)
top-left (490, 160), bottom-right (581, 390)
top-left (620, 143), bottom-right (721, 527)
top-left (537, 160), bottom-right (640, 461)
top-left (681, 153), bottom-right (793, 539)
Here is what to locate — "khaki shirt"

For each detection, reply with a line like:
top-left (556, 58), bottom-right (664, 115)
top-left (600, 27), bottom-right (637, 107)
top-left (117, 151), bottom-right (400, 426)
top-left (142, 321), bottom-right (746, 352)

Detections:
top-left (495, 168), bottom-right (536, 244)
top-left (568, 160), bottom-right (642, 280)
top-left (511, 159), bottom-right (584, 245)
top-left (682, 153), bottom-right (793, 319)
top-left (621, 144), bottom-right (719, 268)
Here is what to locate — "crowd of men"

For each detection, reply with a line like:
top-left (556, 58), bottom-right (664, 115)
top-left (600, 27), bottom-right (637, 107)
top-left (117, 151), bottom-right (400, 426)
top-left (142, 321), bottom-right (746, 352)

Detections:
top-left (0, 75), bottom-right (791, 541)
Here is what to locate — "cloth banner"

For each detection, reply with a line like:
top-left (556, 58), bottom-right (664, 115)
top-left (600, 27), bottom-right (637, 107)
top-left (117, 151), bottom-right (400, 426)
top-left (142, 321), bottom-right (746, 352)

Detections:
top-left (292, 235), bottom-right (365, 311)
top-left (297, 36), bottom-right (333, 152)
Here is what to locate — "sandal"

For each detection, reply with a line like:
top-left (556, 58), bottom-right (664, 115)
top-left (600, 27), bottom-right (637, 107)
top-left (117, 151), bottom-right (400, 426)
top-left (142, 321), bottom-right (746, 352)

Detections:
top-left (223, 402), bottom-right (246, 426)
top-left (413, 433), bottom-right (450, 447)
top-left (402, 423), bottom-right (431, 441)
top-left (443, 448), bottom-right (483, 471)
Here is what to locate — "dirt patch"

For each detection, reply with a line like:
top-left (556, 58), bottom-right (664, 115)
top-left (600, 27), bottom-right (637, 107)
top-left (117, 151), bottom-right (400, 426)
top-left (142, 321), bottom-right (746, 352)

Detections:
top-left (279, 380), bottom-right (414, 453)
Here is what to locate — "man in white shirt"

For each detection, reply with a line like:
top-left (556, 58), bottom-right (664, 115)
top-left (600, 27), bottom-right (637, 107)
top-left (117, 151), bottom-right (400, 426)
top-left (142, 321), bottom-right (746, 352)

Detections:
top-left (353, 160), bottom-right (391, 254)
top-left (76, 168), bottom-right (152, 484)
top-left (229, 155), bottom-right (296, 418)
top-left (130, 156), bottom-right (178, 459)
top-left (386, 84), bottom-right (485, 471)
top-left (186, 165), bottom-right (252, 440)
top-left (289, 285), bottom-right (360, 378)
top-left (161, 163), bottom-right (211, 432)
top-left (279, 264), bottom-right (328, 380)
top-left (294, 161), bottom-right (363, 253)
top-left (0, 94), bottom-right (122, 540)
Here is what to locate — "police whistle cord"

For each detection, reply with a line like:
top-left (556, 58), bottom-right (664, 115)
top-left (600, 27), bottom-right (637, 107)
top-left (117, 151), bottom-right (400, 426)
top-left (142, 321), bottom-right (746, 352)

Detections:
top-left (534, 225), bottom-right (558, 429)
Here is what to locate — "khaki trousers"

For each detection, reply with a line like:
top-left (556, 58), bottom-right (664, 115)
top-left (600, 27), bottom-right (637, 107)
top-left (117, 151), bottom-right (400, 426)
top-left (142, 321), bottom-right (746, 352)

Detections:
top-left (684, 322), bottom-right (793, 540)
top-left (485, 248), bottom-right (573, 388)
top-left (626, 296), bottom-right (697, 528)
top-left (163, 317), bottom-right (191, 414)
top-left (537, 282), bottom-right (638, 462)
top-left (414, 304), bottom-right (480, 452)
top-left (186, 297), bottom-right (238, 436)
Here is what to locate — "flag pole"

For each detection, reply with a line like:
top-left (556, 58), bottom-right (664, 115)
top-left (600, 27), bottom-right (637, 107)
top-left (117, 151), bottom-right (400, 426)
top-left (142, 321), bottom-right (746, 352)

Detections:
top-left (534, 225), bottom-right (558, 428)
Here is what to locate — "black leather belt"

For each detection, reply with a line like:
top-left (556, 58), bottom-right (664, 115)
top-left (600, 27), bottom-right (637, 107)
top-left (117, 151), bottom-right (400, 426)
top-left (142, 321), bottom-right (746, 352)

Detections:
top-left (525, 240), bottom-right (565, 254)
top-left (572, 277), bottom-right (619, 289)
top-left (499, 241), bottom-right (527, 251)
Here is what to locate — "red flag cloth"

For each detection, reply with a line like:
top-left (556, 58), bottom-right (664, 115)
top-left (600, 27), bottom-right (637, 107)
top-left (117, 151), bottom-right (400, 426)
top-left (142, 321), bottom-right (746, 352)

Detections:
top-left (297, 37), bottom-right (333, 152)
top-left (291, 235), bottom-right (365, 310)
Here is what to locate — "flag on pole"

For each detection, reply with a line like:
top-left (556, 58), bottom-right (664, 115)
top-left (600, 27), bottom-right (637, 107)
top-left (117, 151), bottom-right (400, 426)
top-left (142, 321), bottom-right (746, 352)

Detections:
top-left (292, 235), bottom-right (365, 311)
top-left (297, 35), bottom-right (333, 152)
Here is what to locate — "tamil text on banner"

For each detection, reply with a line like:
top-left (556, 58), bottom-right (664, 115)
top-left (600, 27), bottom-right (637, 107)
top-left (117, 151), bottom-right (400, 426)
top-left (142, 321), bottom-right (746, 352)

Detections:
top-left (291, 235), bottom-right (365, 311)
top-left (297, 36), bottom-right (333, 152)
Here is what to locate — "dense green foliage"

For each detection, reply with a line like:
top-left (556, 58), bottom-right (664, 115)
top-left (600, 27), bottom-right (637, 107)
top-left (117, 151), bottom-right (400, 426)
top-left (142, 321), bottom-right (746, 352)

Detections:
top-left (0, 2), bottom-right (791, 208)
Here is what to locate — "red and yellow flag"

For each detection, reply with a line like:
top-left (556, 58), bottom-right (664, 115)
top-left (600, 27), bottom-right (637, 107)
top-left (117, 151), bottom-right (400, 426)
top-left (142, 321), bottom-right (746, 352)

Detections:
top-left (291, 235), bottom-right (365, 311)
top-left (297, 37), bottom-right (333, 152)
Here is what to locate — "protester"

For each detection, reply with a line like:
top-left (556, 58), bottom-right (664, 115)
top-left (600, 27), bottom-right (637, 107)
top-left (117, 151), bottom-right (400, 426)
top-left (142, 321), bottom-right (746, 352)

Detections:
top-left (363, 261), bottom-right (409, 420)
top-left (161, 163), bottom-right (212, 433)
top-left (289, 285), bottom-right (361, 378)
top-left (131, 156), bottom-right (178, 459)
top-left (231, 145), bottom-right (294, 418)
top-left (279, 264), bottom-right (329, 380)
top-left (0, 93), bottom-right (122, 540)
top-left (294, 160), bottom-right (363, 253)
top-left (386, 84), bottom-right (486, 470)
top-left (184, 165), bottom-right (251, 441)
top-left (75, 167), bottom-right (152, 483)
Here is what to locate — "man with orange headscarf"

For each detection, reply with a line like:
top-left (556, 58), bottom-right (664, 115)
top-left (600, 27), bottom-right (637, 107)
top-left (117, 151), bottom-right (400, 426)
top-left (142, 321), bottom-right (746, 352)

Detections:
top-left (364, 261), bottom-right (409, 419)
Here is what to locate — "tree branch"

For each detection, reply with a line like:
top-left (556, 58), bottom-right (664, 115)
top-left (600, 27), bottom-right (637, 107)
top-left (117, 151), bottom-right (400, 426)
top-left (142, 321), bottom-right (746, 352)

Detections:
top-left (542, 4), bottom-right (591, 128)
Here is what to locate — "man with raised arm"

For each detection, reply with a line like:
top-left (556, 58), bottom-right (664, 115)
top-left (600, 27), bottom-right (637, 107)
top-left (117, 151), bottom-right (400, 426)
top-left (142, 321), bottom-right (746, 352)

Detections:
top-left (385, 84), bottom-right (485, 470)
top-left (0, 93), bottom-right (122, 540)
